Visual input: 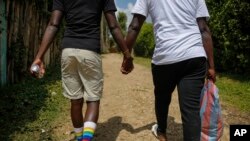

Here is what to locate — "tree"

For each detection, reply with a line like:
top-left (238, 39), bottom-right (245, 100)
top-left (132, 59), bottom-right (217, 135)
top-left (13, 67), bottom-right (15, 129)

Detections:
top-left (206, 0), bottom-right (250, 73)
top-left (134, 23), bottom-right (155, 58)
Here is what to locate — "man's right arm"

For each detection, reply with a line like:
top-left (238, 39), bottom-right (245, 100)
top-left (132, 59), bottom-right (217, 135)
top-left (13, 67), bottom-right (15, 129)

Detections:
top-left (35, 10), bottom-right (63, 60)
top-left (30, 10), bottom-right (63, 76)
top-left (104, 11), bottom-right (134, 74)
top-left (119, 14), bottom-right (146, 74)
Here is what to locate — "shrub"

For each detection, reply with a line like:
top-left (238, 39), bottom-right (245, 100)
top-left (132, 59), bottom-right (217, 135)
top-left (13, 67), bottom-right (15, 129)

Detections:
top-left (134, 23), bottom-right (155, 58)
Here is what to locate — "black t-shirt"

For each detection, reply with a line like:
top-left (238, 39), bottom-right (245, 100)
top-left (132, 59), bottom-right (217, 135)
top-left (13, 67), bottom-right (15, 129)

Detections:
top-left (53, 0), bottom-right (117, 53)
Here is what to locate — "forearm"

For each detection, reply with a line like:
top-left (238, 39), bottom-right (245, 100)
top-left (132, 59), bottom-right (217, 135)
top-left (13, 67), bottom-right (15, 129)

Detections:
top-left (104, 11), bottom-right (131, 58)
top-left (125, 14), bottom-right (146, 52)
top-left (202, 31), bottom-right (214, 69)
top-left (35, 25), bottom-right (59, 59)
top-left (197, 18), bottom-right (215, 69)
top-left (110, 25), bottom-right (130, 56)
top-left (126, 25), bottom-right (141, 52)
top-left (35, 10), bottom-right (63, 60)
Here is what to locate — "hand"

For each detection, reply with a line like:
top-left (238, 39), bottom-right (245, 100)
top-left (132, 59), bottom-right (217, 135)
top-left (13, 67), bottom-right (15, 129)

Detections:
top-left (207, 68), bottom-right (216, 82)
top-left (121, 56), bottom-right (134, 75)
top-left (30, 58), bottom-right (45, 78)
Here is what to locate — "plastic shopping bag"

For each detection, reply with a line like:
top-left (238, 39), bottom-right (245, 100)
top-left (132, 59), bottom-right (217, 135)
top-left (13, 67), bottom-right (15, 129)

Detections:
top-left (200, 80), bottom-right (223, 141)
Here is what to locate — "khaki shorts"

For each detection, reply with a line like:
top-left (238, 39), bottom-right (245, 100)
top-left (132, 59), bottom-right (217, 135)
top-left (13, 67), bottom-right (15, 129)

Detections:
top-left (61, 48), bottom-right (103, 101)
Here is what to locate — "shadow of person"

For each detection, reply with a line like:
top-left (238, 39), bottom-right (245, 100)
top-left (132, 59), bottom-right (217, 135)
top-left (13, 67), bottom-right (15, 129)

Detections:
top-left (94, 116), bottom-right (155, 141)
top-left (166, 116), bottom-right (183, 141)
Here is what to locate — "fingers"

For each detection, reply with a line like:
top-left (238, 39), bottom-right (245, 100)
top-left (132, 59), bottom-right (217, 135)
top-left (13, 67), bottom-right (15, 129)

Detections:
top-left (207, 75), bottom-right (215, 83)
top-left (121, 67), bottom-right (129, 74)
top-left (120, 65), bottom-right (133, 74)
top-left (207, 69), bottom-right (216, 83)
top-left (121, 58), bottom-right (134, 75)
top-left (30, 59), bottom-right (45, 78)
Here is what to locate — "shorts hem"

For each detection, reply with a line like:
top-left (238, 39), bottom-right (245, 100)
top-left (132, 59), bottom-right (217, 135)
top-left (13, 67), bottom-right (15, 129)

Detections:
top-left (63, 94), bottom-right (84, 100)
top-left (84, 96), bottom-right (102, 102)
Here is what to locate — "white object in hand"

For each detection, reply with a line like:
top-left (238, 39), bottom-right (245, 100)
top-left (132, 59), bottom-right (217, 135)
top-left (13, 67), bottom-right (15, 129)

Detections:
top-left (31, 64), bottom-right (40, 73)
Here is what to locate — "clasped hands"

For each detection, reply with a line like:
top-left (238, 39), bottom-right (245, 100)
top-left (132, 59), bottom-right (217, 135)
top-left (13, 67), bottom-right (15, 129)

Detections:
top-left (120, 50), bottom-right (134, 75)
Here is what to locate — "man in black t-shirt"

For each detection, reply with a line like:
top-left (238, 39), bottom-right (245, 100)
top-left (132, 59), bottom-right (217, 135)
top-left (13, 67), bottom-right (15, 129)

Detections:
top-left (30, 0), bottom-right (133, 140)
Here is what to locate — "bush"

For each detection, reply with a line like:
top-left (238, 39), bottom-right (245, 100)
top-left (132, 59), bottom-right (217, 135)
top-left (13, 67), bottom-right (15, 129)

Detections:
top-left (134, 23), bottom-right (155, 58)
top-left (207, 0), bottom-right (250, 73)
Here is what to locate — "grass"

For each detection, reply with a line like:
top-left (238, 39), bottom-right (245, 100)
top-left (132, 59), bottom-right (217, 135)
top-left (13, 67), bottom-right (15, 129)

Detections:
top-left (0, 65), bottom-right (70, 141)
top-left (133, 56), bottom-right (250, 113)
top-left (133, 56), bottom-right (152, 69)
top-left (216, 73), bottom-right (250, 112)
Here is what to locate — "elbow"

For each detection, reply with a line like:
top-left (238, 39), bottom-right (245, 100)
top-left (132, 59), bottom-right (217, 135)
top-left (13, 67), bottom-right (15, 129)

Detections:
top-left (48, 22), bottom-right (60, 28)
top-left (109, 23), bottom-right (119, 33)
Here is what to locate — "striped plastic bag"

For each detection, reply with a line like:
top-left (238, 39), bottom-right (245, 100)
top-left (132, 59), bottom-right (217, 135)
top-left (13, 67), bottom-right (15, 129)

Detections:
top-left (200, 80), bottom-right (223, 141)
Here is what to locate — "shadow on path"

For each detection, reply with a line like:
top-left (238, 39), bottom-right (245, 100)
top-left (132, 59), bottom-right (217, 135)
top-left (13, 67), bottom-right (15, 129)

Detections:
top-left (94, 116), bottom-right (183, 141)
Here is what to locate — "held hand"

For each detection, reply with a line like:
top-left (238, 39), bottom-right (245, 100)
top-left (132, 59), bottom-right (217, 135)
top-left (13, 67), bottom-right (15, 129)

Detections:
top-left (207, 68), bottom-right (216, 83)
top-left (121, 56), bottom-right (134, 75)
top-left (30, 58), bottom-right (45, 78)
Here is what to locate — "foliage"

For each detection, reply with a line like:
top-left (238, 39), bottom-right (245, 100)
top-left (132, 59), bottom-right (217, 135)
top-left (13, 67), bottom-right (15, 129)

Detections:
top-left (206, 0), bottom-right (250, 73)
top-left (0, 66), bottom-right (68, 140)
top-left (134, 23), bottom-right (155, 58)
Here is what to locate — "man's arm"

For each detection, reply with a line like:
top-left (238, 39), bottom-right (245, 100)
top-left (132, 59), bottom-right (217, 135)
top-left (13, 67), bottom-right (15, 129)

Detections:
top-left (30, 10), bottom-right (63, 76)
top-left (118, 14), bottom-right (146, 74)
top-left (126, 14), bottom-right (146, 52)
top-left (197, 17), bottom-right (216, 82)
top-left (35, 10), bottom-right (63, 60)
top-left (104, 11), bottom-right (134, 74)
top-left (104, 11), bottom-right (132, 59)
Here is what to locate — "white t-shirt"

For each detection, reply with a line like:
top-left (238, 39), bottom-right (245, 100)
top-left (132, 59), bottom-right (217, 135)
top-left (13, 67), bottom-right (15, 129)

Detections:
top-left (132, 0), bottom-right (210, 65)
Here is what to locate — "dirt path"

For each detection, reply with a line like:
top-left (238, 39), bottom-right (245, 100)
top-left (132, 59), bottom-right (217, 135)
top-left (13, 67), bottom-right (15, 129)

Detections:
top-left (94, 53), bottom-right (232, 141)
top-left (57, 53), bottom-right (249, 141)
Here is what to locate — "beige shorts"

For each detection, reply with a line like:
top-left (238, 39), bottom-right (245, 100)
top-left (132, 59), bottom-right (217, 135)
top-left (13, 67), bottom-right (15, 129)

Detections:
top-left (61, 48), bottom-right (103, 101)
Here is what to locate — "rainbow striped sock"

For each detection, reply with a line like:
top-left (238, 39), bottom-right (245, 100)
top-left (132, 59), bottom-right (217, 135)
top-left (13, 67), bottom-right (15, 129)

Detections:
top-left (82, 121), bottom-right (96, 141)
top-left (74, 127), bottom-right (83, 141)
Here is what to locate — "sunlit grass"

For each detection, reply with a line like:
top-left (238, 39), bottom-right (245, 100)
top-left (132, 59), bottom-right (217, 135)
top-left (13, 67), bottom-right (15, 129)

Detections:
top-left (216, 74), bottom-right (250, 112)
top-left (133, 56), bottom-right (152, 68)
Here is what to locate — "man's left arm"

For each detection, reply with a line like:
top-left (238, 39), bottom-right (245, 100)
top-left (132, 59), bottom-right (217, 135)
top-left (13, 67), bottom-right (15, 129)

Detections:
top-left (104, 11), bottom-right (134, 74)
top-left (197, 17), bottom-right (216, 82)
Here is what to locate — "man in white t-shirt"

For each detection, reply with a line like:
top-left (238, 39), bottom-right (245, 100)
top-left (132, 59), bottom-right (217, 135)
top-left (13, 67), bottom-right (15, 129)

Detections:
top-left (122, 0), bottom-right (216, 140)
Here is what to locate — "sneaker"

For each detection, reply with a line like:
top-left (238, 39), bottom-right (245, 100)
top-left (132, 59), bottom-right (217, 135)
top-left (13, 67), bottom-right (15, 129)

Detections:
top-left (151, 124), bottom-right (167, 141)
top-left (151, 124), bottom-right (159, 138)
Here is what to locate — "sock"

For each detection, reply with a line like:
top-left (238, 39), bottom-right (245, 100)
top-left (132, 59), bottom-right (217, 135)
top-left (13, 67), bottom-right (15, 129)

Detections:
top-left (82, 121), bottom-right (96, 141)
top-left (74, 127), bottom-right (83, 141)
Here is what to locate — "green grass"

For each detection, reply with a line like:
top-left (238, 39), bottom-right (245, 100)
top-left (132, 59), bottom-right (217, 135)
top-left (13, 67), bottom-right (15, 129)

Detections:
top-left (0, 66), bottom-right (69, 141)
top-left (133, 56), bottom-right (250, 113)
top-left (216, 73), bottom-right (250, 112)
top-left (133, 56), bottom-right (152, 68)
